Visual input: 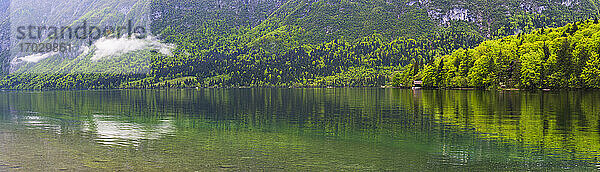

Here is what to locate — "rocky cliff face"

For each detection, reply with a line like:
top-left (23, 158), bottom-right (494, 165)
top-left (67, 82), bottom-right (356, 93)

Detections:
top-left (415, 0), bottom-right (595, 36)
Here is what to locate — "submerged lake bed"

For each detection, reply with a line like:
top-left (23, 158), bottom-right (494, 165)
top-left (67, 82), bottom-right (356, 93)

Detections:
top-left (0, 89), bottom-right (599, 171)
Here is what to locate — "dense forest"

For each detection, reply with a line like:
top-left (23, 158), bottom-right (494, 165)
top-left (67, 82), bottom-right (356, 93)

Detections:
top-left (395, 19), bottom-right (600, 89)
top-left (0, 0), bottom-right (598, 89)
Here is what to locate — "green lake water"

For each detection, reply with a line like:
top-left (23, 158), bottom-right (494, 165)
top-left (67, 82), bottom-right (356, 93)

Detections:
top-left (0, 89), bottom-right (599, 171)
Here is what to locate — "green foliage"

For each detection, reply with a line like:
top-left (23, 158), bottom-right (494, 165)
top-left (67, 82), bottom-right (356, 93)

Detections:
top-left (395, 19), bottom-right (600, 89)
top-left (582, 51), bottom-right (600, 88)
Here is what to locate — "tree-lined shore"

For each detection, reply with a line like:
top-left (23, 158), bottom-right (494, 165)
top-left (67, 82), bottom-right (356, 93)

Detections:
top-left (394, 19), bottom-right (600, 90)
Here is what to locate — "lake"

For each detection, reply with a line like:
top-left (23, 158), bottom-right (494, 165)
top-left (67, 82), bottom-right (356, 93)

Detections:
top-left (0, 89), bottom-right (599, 171)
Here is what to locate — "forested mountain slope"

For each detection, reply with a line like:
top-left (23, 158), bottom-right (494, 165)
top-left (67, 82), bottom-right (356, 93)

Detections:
top-left (0, 0), bottom-right (597, 89)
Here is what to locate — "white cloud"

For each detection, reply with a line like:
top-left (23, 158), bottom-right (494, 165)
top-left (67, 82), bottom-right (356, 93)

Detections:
top-left (9, 36), bottom-right (174, 68)
top-left (11, 52), bottom-right (57, 65)
top-left (90, 36), bottom-right (175, 61)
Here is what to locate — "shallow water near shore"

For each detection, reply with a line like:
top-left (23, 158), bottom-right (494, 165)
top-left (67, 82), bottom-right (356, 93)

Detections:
top-left (0, 89), bottom-right (599, 171)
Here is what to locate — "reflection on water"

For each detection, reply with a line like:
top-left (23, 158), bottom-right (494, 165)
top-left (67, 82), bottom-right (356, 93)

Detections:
top-left (0, 89), bottom-right (599, 170)
top-left (83, 115), bottom-right (175, 146)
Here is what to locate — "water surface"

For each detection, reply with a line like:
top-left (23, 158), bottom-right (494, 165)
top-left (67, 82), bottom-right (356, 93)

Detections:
top-left (0, 89), bottom-right (599, 171)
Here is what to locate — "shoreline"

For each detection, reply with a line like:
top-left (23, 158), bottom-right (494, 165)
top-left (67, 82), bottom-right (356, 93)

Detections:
top-left (0, 86), bottom-right (597, 92)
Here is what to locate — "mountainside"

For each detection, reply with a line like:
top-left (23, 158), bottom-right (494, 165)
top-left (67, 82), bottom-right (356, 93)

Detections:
top-left (150, 0), bottom-right (287, 34)
top-left (154, 0), bottom-right (598, 42)
top-left (6, 0), bottom-right (156, 73)
top-left (0, 0), bottom-right (598, 89)
top-left (0, 0), bottom-right (10, 74)
top-left (0, 0), bottom-right (8, 48)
